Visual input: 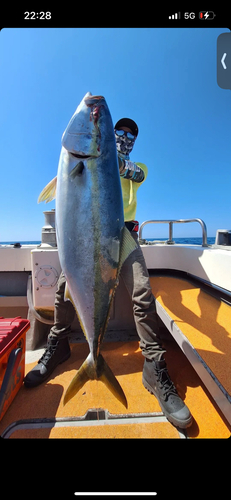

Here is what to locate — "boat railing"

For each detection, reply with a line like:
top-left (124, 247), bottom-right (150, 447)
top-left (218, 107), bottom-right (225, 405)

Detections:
top-left (139, 218), bottom-right (208, 247)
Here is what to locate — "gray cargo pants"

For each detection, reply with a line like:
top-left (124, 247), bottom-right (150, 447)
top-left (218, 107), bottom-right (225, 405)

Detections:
top-left (49, 233), bottom-right (165, 361)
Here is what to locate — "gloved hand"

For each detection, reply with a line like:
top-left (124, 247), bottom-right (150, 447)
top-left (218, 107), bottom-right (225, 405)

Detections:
top-left (118, 157), bottom-right (145, 183)
top-left (118, 155), bottom-right (125, 172)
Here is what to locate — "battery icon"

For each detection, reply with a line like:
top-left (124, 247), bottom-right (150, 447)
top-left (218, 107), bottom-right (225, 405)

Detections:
top-left (199, 11), bottom-right (216, 20)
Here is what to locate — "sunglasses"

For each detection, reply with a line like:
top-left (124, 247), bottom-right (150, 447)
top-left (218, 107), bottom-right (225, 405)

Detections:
top-left (115, 129), bottom-right (136, 140)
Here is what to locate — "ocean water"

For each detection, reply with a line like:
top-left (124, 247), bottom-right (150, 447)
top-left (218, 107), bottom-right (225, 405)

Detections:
top-left (0, 237), bottom-right (216, 246)
top-left (0, 241), bottom-right (41, 245)
top-left (146, 236), bottom-right (216, 245)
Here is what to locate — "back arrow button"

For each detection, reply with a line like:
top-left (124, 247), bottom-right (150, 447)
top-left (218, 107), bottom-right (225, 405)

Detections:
top-left (221, 53), bottom-right (227, 69)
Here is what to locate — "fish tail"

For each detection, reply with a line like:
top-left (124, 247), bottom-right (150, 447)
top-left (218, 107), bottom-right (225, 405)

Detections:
top-left (63, 357), bottom-right (90, 407)
top-left (98, 354), bottom-right (128, 409)
top-left (63, 353), bottom-right (127, 408)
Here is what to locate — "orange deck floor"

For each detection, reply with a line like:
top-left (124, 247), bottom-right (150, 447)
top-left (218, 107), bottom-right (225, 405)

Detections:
top-left (150, 276), bottom-right (231, 398)
top-left (0, 338), bottom-right (230, 438)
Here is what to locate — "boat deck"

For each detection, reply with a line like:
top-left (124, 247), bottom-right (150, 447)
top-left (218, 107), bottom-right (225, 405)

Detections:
top-left (0, 274), bottom-right (230, 438)
top-left (150, 275), bottom-right (231, 424)
top-left (0, 338), bottom-right (230, 438)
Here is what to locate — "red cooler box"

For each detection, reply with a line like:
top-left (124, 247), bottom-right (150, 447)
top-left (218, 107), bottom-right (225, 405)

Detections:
top-left (0, 317), bottom-right (30, 421)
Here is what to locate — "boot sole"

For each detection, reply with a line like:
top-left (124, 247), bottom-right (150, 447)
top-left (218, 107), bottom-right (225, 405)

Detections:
top-left (24, 351), bottom-right (71, 388)
top-left (142, 374), bottom-right (192, 429)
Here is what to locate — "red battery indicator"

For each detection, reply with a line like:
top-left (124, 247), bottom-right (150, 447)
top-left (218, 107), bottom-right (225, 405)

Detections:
top-left (199, 11), bottom-right (216, 20)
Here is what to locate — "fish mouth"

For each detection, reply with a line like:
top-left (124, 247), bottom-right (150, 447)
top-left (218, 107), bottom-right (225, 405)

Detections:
top-left (70, 152), bottom-right (98, 160)
top-left (84, 94), bottom-right (104, 106)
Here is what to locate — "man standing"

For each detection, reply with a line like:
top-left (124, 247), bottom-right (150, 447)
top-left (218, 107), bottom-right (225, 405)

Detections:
top-left (24, 117), bottom-right (192, 429)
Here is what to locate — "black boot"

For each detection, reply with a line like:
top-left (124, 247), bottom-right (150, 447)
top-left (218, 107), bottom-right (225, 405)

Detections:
top-left (142, 358), bottom-right (192, 429)
top-left (24, 337), bottom-right (71, 388)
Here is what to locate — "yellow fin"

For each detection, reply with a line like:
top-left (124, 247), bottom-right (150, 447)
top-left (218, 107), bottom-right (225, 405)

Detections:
top-left (64, 282), bottom-right (73, 303)
top-left (99, 354), bottom-right (128, 408)
top-left (38, 176), bottom-right (57, 203)
top-left (63, 357), bottom-right (90, 406)
top-left (63, 353), bottom-right (127, 408)
top-left (64, 282), bottom-right (88, 341)
top-left (118, 225), bottom-right (138, 276)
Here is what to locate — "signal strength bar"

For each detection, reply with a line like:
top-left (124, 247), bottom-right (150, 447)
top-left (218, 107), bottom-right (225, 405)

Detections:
top-left (169, 12), bottom-right (181, 19)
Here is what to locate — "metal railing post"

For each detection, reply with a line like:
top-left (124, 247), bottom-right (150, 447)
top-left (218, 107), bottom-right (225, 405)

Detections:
top-left (167, 221), bottom-right (174, 244)
top-left (138, 218), bottom-right (208, 247)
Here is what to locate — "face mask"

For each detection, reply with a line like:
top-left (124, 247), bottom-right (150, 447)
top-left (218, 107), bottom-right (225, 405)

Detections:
top-left (115, 131), bottom-right (136, 157)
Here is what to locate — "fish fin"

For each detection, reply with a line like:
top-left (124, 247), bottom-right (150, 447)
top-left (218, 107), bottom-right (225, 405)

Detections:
top-left (70, 161), bottom-right (84, 179)
top-left (63, 357), bottom-right (90, 406)
top-left (38, 176), bottom-right (57, 203)
top-left (64, 282), bottom-right (74, 303)
top-left (117, 226), bottom-right (138, 276)
top-left (63, 353), bottom-right (127, 408)
top-left (64, 283), bottom-right (89, 341)
top-left (98, 354), bottom-right (128, 408)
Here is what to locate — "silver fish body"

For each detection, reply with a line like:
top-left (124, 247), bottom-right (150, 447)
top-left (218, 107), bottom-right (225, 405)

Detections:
top-left (55, 93), bottom-right (136, 407)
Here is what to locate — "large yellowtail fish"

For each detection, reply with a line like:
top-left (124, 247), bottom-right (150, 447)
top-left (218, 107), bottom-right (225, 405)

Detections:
top-left (39, 92), bottom-right (137, 408)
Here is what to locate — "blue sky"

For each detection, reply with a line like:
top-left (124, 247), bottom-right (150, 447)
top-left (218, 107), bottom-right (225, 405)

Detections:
top-left (0, 27), bottom-right (230, 241)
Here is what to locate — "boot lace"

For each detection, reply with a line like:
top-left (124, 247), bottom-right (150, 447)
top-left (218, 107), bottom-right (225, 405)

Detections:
top-left (155, 366), bottom-right (178, 401)
top-left (39, 342), bottom-right (58, 366)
